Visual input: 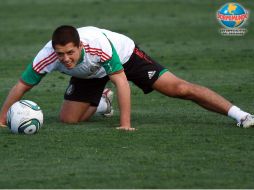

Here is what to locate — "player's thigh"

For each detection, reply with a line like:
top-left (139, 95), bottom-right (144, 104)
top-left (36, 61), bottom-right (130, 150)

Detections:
top-left (59, 100), bottom-right (91, 123)
top-left (152, 71), bottom-right (189, 97)
top-left (64, 76), bottom-right (109, 106)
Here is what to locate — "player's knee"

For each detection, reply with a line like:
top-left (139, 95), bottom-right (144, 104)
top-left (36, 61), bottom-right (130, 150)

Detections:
top-left (174, 82), bottom-right (194, 99)
top-left (59, 114), bottom-right (79, 124)
top-left (175, 82), bottom-right (205, 100)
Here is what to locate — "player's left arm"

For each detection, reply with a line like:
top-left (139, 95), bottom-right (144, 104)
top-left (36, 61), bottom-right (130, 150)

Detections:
top-left (109, 71), bottom-right (135, 131)
top-left (96, 34), bottom-right (134, 131)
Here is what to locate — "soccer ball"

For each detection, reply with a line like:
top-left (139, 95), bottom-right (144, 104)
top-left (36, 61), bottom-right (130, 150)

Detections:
top-left (7, 100), bottom-right (43, 134)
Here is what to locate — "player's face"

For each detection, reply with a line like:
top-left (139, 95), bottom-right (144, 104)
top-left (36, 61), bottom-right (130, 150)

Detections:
top-left (54, 42), bottom-right (82, 69)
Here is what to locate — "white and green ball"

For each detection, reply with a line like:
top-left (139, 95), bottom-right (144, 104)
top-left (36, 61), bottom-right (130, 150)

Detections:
top-left (7, 100), bottom-right (43, 134)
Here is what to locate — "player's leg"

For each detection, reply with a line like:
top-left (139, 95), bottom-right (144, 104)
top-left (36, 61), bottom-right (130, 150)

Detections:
top-left (125, 46), bottom-right (254, 127)
top-left (60, 100), bottom-right (95, 123)
top-left (60, 92), bottom-right (113, 123)
top-left (152, 71), bottom-right (232, 115)
top-left (59, 76), bottom-right (110, 124)
top-left (152, 72), bottom-right (254, 127)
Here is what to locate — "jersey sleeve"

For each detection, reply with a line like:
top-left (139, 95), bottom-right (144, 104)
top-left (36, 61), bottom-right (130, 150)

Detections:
top-left (101, 34), bottom-right (123, 75)
top-left (21, 62), bottom-right (46, 85)
top-left (20, 42), bottom-right (57, 85)
top-left (102, 42), bottom-right (123, 75)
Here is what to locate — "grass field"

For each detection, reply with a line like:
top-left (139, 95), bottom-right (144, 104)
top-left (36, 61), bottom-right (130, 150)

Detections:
top-left (0, 0), bottom-right (254, 188)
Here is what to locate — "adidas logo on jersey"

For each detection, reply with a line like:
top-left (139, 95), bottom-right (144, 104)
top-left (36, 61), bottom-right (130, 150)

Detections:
top-left (148, 71), bottom-right (156, 79)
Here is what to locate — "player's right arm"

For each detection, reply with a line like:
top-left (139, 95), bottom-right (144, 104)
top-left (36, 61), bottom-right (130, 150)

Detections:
top-left (0, 60), bottom-right (46, 127)
top-left (0, 43), bottom-right (55, 127)
top-left (0, 81), bottom-right (33, 127)
top-left (0, 63), bottom-right (46, 127)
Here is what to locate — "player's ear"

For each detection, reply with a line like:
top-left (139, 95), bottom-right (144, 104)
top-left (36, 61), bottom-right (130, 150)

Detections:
top-left (79, 42), bottom-right (82, 48)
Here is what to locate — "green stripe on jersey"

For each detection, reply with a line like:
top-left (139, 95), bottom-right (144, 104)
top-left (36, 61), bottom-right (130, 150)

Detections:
top-left (21, 63), bottom-right (45, 85)
top-left (102, 35), bottom-right (123, 75)
top-left (77, 48), bottom-right (84, 65)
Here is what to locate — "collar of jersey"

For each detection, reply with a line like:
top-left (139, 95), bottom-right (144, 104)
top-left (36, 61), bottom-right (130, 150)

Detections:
top-left (77, 48), bottom-right (85, 65)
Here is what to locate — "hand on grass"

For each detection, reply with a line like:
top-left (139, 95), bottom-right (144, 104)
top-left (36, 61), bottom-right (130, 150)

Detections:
top-left (116, 126), bottom-right (136, 131)
top-left (0, 123), bottom-right (7, 128)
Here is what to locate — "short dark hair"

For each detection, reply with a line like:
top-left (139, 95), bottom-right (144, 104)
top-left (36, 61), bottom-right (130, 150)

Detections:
top-left (52, 25), bottom-right (80, 49)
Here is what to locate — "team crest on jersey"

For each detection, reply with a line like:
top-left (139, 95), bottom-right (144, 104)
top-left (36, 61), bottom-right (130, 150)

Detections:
top-left (66, 84), bottom-right (74, 95)
top-left (88, 65), bottom-right (100, 76)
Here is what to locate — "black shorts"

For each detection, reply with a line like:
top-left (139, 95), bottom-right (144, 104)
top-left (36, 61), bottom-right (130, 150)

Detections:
top-left (64, 46), bottom-right (167, 105)
top-left (124, 46), bottom-right (168, 94)
top-left (64, 76), bottom-right (109, 106)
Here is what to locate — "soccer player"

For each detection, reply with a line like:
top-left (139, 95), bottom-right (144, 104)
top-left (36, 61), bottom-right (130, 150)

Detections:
top-left (0, 25), bottom-right (253, 130)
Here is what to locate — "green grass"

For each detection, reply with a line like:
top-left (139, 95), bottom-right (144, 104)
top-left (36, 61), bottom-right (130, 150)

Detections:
top-left (0, 0), bottom-right (254, 188)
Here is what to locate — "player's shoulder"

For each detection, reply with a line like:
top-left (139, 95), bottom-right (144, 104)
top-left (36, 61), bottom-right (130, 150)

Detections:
top-left (78, 26), bottom-right (110, 47)
top-left (36, 41), bottom-right (55, 58)
top-left (33, 40), bottom-right (57, 69)
top-left (77, 26), bottom-right (103, 37)
top-left (37, 41), bottom-right (54, 55)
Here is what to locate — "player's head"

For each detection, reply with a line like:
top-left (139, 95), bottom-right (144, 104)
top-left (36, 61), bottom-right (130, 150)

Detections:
top-left (52, 25), bottom-right (82, 69)
top-left (52, 25), bottom-right (80, 48)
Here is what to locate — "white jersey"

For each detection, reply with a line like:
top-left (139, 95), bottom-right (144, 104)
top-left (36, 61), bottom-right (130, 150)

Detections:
top-left (21, 26), bottom-right (135, 85)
